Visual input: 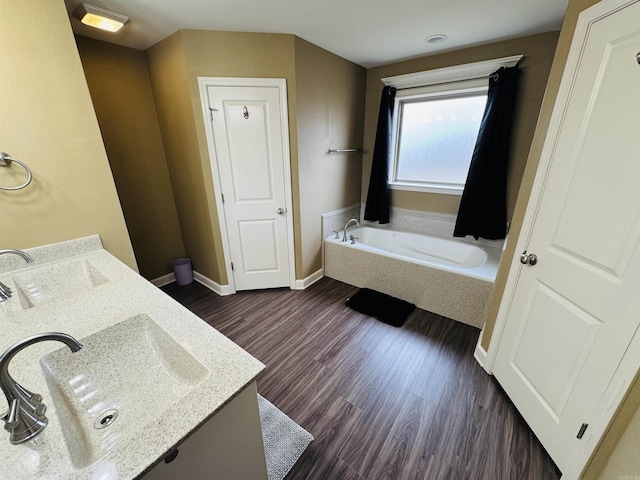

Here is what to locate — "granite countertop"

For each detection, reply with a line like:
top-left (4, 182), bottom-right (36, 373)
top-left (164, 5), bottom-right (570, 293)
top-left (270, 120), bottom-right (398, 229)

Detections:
top-left (0, 236), bottom-right (265, 479)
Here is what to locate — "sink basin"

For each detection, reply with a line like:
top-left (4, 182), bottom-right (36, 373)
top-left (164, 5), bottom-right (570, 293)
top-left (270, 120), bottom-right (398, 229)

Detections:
top-left (40, 314), bottom-right (209, 469)
top-left (12, 259), bottom-right (109, 309)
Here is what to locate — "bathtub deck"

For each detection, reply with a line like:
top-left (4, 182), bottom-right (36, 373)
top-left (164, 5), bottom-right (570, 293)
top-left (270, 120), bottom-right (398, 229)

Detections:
top-left (163, 277), bottom-right (560, 480)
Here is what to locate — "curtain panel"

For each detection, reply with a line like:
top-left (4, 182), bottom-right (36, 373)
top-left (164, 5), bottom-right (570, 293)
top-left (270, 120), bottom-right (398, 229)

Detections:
top-left (364, 85), bottom-right (396, 224)
top-left (454, 65), bottom-right (520, 240)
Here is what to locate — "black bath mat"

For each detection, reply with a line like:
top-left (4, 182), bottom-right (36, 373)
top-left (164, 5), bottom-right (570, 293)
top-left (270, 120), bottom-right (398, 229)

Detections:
top-left (346, 288), bottom-right (415, 327)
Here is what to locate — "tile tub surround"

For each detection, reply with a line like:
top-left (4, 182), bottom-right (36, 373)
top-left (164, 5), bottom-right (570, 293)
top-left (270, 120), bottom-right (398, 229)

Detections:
top-left (359, 204), bottom-right (506, 249)
top-left (321, 204), bottom-right (361, 242)
top-left (0, 239), bottom-right (265, 479)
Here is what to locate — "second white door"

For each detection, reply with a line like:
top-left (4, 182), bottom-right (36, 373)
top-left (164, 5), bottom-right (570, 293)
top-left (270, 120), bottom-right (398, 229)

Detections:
top-left (205, 81), bottom-right (292, 291)
top-left (493, 0), bottom-right (640, 473)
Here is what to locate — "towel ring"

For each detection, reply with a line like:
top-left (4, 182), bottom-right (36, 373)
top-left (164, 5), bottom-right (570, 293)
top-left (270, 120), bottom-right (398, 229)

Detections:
top-left (0, 152), bottom-right (33, 191)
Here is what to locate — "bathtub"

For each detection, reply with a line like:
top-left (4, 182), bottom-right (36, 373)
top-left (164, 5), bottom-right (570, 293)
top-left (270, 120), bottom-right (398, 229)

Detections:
top-left (324, 227), bottom-right (502, 328)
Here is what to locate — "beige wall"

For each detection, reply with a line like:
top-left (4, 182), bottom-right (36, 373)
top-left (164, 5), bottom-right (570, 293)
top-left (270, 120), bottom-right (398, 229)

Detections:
top-left (589, 372), bottom-right (640, 479)
top-left (362, 31), bottom-right (559, 220)
top-left (294, 37), bottom-right (366, 276)
top-left (598, 405), bottom-right (640, 479)
top-left (146, 31), bottom-right (296, 284)
top-left (146, 30), bottom-right (365, 282)
top-left (146, 31), bottom-right (226, 283)
top-left (146, 32), bottom-right (222, 282)
top-left (75, 36), bottom-right (185, 280)
top-left (0, 0), bottom-right (135, 269)
top-left (180, 30), bottom-right (298, 283)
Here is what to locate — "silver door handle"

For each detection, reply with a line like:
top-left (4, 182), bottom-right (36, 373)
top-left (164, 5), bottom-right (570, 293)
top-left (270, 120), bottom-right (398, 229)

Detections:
top-left (520, 251), bottom-right (538, 266)
top-left (276, 208), bottom-right (286, 215)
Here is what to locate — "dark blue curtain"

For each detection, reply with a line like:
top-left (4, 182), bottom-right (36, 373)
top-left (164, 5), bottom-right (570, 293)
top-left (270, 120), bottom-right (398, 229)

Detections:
top-left (454, 65), bottom-right (520, 240)
top-left (364, 86), bottom-right (396, 224)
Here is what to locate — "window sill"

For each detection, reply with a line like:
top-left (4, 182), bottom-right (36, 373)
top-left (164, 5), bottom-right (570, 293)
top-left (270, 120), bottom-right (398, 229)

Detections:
top-left (389, 182), bottom-right (463, 195)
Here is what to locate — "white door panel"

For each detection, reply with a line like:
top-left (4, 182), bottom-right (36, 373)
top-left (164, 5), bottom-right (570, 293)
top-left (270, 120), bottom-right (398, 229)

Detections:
top-left (493, 0), bottom-right (640, 473)
top-left (508, 281), bottom-right (602, 419)
top-left (225, 103), bottom-right (274, 201)
top-left (237, 220), bottom-right (279, 271)
top-left (205, 83), bottom-right (292, 291)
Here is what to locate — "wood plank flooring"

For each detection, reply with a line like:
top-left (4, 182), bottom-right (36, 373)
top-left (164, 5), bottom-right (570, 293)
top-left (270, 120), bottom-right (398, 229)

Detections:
top-left (162, 277), bottom-right (561, 480)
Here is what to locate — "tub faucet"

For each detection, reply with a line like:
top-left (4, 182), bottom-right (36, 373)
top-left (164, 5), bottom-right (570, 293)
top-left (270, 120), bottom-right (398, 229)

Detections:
top-left (0, 333), bottom-right (83, 444)
top-left (0, 249), bottom-right (35, 264)
top-left (343, 218), bottom-right (360, 242)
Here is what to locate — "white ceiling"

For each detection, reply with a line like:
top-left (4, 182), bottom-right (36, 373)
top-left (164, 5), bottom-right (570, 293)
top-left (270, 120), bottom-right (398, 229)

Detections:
top-left (63, 0), bottom-right (568, 68)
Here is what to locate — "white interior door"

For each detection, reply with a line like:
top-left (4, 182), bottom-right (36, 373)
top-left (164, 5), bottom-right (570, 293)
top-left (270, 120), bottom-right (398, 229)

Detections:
top-left (203, 80), bottom-right (293, 291)
top-left (493, 0), bottom-right (640, 473)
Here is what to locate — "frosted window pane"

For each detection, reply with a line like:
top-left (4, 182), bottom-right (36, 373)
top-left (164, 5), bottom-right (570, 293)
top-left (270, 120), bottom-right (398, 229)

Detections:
top-left (395, 94), bottom-right (487, 185)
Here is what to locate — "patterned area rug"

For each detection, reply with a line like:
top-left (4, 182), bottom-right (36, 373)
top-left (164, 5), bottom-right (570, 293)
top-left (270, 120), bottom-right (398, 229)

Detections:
top-left (258, 395), bottom-right (314, 480)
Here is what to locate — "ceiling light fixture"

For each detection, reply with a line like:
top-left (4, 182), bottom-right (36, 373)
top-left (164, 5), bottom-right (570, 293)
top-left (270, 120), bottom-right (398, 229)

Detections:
top-left (73, 3), bottom-right (129, 33)
top-left (424, 34), bottom-right (448, 44)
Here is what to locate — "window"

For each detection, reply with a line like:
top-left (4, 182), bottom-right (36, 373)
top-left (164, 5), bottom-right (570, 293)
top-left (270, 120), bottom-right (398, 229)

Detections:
top-left (396, 93), bottom-right (485, 187)
top-left (390, 80), bottom-right (487, 194)
top-left (382, 55), bottom-right (521, 195)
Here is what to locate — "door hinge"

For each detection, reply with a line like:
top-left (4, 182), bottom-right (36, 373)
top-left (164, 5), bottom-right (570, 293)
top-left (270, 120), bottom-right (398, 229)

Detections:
top-left (576, 423), bottom-right (588, 439)
top-left (230, 262), bottom-right (234, 271)
top-left (221, 193), bottom-right (225, 204)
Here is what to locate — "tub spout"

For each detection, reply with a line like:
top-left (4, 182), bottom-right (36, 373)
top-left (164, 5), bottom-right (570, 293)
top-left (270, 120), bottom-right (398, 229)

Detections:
top-left (343, 218), bottom-right (360, 242)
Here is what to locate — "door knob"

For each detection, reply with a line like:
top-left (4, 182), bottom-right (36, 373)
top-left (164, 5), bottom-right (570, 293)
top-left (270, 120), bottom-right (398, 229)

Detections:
top-left (276, 208), bottom-right (286, 215)
top-left (520, 251), bottom-right (538, 266)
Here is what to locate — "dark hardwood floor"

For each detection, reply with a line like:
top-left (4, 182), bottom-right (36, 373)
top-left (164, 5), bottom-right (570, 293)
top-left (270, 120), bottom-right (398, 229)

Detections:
top-left (162, 277), bottom-right (560, 480)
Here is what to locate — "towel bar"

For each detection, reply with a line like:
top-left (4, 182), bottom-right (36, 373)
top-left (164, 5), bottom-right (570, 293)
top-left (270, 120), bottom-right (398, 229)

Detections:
top-left (328, 147), bottom-right (363, 154)
top-left (0, 152), bottom-right (33, 191)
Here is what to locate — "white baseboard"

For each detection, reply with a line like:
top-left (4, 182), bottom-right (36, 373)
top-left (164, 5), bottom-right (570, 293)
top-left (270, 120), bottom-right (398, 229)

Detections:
top-left (150, 272), bottom-right (176, 287)
top-left (473, 336), bottom-right (491, 373)
top-left (156, 269), bottom-right (321, 294)
top-left (150, 271), bottom-right (231, 296)
top-left (294, 269), bottom-right (323, 290)
top-left (194, 271), bottom-right (232, 296)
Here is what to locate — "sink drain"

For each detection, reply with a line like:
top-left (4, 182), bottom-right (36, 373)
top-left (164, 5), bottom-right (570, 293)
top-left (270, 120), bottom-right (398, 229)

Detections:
top-left (94, 409), bottom-right (118, 429)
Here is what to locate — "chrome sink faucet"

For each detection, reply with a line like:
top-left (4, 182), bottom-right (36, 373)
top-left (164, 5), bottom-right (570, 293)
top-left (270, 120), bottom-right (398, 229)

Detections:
top-left (0, 333), bottom-right (83, 444)
top-left (342, 218), bottom-right (360, 242)
top-left (0, 249), bottom-right (35, 302)
top-left (0, 282), bottom-right (11, 302)
top-left (0, 249), bottom-right (35, 264)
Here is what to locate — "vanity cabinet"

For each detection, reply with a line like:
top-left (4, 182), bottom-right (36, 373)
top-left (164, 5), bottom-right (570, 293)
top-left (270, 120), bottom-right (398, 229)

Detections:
top-left (143, 382), bottom-right (268, 480)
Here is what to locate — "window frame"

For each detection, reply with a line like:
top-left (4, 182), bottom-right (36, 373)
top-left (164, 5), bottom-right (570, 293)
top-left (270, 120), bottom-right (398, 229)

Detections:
top-left (381, 55), bottom-right (522, 196)
top-left (389, 79), bottom-right (489, 195)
